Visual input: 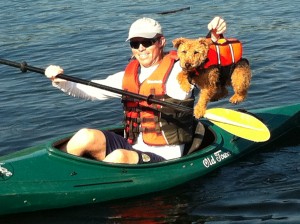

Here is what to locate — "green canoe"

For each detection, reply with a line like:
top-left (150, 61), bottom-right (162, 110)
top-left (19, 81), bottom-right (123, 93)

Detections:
top-left (0, 103), bottom-right (299, 216)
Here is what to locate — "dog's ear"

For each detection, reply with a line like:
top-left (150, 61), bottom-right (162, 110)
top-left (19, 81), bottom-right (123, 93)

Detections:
top-left (198, 38), bottom-right (208, 46)
top-left (172, 37), bottom-right (186, 49)
top-left (205, 38), bottom-right (213, 46)
top-left (198, 38), bottom-right (212, 49)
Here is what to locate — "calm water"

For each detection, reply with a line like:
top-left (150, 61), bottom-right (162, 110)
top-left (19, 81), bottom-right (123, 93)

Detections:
top-left (0, 0), bottom-right (299, 223)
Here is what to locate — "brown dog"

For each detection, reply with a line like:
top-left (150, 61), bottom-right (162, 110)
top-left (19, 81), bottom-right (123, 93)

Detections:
top-left (173, 37), bottom-right (251, 118)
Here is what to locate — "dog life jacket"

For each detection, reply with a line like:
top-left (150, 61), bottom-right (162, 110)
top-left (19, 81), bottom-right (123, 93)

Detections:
top-left (204, 38), bottom-right (243, 68)
top-left (122, 52), bottom-right (194, 146)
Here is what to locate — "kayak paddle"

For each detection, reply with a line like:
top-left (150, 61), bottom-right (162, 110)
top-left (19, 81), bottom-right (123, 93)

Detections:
top-left (204, 108), bottom-right (270, 142)
top-left (0, 58), bottom-right (270, 142)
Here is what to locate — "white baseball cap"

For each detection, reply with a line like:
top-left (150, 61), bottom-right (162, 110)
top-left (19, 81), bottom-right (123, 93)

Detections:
top-left (126, 17), bottom-right (163, 41)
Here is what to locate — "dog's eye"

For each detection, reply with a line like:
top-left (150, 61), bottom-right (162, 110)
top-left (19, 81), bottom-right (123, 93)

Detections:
top-left (194, 51), bottom-right (199, 54)
top-left (181, 50), bottom-right (187, 54)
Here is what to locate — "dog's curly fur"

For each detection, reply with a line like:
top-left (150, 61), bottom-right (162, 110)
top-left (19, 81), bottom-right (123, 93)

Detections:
top-left (173, 37), bottom-right (252, 118)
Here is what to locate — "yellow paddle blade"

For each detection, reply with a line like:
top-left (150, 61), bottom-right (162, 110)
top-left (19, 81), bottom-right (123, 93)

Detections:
top-left (204, 108), bottom-right (271, 142)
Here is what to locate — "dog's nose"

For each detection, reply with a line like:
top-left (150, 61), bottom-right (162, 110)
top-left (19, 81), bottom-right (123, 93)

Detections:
top-left (185, 63), bottom-right (191, 69)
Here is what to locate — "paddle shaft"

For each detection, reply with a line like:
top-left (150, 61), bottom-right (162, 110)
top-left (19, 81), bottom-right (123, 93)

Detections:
top-left (0, 58), bottom-right (192, 113)
top-left (0, 58), bottom-right (271, 141)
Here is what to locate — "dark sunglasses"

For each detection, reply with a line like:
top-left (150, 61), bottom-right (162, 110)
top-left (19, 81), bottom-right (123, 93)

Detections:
top-left (130, 38), bottom-right (159, 49)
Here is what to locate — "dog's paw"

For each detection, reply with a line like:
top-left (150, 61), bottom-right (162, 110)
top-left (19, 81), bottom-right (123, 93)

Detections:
top-left (177, 75), bottom-right (192, 92)
top-left (194, 107), bottom-right (206, 119)
top-left (181, 83), bottom-right (192, 92)
top-left (229, 94), bottom-right (246, 104)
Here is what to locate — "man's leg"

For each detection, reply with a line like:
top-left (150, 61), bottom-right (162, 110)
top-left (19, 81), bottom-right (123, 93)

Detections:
top-left (66, 128), bottom-right (107, 160)
top-left (65, 128), bottom-right (139, 163)
top-left (103, 149), bottom-right (139, 164)
top-left (64, 128), bottom-right (163, 164)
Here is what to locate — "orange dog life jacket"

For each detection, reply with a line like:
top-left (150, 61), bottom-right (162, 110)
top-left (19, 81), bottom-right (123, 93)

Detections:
top-left (205, 38), bottom-right (243, 68)
top-left (122, 52), bottom-right (194, 146)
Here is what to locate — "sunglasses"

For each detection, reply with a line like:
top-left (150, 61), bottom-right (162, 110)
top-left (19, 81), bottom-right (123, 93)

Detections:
top-left (130, 38), bottom-right (159, 49)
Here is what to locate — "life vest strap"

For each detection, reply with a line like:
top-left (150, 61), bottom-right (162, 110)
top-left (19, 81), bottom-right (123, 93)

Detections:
top-left (141, 126), bottom-right (162, 134)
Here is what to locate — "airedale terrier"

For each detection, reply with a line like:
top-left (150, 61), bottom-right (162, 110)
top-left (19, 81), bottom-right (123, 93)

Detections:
top-left (173, 37), bottom-right (251, 118)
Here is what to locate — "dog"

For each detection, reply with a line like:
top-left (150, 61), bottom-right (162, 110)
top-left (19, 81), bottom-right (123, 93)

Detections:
top-left (172, 37), bottom-right (252, 118)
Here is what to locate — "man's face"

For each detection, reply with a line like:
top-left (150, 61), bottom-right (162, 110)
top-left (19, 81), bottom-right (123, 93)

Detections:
top-left (130, 37), bottom-right (165, 68)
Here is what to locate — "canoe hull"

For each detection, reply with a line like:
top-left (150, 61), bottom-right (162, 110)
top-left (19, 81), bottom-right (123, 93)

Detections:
top-left (0, 103), bottom-right (299, 215)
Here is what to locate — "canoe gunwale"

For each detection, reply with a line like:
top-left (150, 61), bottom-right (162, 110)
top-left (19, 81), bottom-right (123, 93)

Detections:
top-left (47, 124), bottom-right (223, 168)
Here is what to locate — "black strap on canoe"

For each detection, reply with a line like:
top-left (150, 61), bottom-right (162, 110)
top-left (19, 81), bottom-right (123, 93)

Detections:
top-left (185, 122), bottom-right (205, 155)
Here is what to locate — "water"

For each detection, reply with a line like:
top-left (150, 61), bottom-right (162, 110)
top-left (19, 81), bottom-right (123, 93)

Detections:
top-left (0, 0), bottom-right (299, 223)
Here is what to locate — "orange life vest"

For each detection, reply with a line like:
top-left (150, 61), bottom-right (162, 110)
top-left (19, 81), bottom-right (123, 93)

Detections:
top-left (122, 52), bottom-right (194, 146)
top-left (205, 38), bottom-right (243, 68)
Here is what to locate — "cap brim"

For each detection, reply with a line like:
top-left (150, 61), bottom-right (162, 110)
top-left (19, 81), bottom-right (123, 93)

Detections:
top-left (126, 32), bottom-right (157, 41)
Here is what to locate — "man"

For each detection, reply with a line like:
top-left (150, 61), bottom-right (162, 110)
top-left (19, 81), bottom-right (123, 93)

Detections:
top-left (45, 16), bottom-right (226, 164)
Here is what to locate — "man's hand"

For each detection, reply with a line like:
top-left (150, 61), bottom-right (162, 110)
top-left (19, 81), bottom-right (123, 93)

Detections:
top-left (208, 16), bottom-right (227, 42)
top-left (45, 65), bottom-right (65, 83)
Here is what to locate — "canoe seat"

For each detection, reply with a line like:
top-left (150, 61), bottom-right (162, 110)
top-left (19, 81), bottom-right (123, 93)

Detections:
top-left (183, 121), bottom-right (216, 155)
top-left (184, 122), bottom-right (205, 155)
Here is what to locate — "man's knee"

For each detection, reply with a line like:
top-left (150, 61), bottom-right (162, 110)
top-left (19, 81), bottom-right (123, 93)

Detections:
top-left (76, 128), bottom-right (96, 141)
top-left (73, 128), bottom-right (104, 146)
top-left (104, 149), bottom-right (138, 164)
top-left (66, 128), bottom-right (106, 159)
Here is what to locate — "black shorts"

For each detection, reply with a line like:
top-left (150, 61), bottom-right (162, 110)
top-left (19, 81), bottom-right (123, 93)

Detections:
top-left (102, 130), bottom-right (165, 164)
